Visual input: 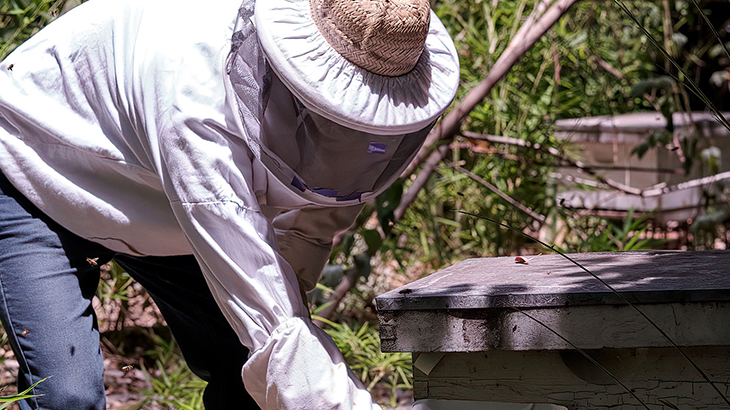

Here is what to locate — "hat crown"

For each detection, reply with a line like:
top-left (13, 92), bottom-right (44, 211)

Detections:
top-left (309, 0), bottom-right (431, 77)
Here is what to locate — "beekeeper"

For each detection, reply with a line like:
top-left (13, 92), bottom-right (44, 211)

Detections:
top-left (0, 0), bottom-right (459, 408)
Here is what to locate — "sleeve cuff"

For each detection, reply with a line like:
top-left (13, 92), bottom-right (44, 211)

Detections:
top-left (242, 316), bottom-right (382, 410)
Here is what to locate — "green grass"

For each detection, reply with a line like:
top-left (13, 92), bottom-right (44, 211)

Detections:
top-left (317, 317), bottom-right (413, 408)
top-left (0, 377), bottom-right (47, 409)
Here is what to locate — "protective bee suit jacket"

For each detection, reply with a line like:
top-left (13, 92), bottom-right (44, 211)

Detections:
top-left (0, 0), bottom-right (459, 408)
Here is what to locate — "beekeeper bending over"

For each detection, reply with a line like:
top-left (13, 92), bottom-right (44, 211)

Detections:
top-left (0, 0), bottom-right (459, 408)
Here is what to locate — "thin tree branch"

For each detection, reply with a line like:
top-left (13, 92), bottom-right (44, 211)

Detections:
top-left (585, 47), bottom-right (625, 80)
top-left (641, 170), bottom-right (730, 197)
top-left (595, 56), bottom-right (625, 80)
top-left (394, 0), bottom-right (580, 221)
top-left (394, 145), bottom-right (450, 221)
top-left (461, 131), bottom-right (643, 195)
top-left (451, 164), bottom-right (547, 224)
top-left (584, 165), bottom-right (683, 175)
top-left (401, 0), bottom-right (571, 179)
top-left (549, 172), bottom-right (605, 188)
top-left (553, 165), bottom-right (730, 210)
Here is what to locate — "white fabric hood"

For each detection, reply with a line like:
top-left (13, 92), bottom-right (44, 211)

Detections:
top-left (254, 0), bottom-right (460, 135)
top-left (229, 0), bottom-right (459, 205)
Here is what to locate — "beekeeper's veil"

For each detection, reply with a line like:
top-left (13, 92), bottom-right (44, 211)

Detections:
top-left (229, 0), bottom-right (460, 206)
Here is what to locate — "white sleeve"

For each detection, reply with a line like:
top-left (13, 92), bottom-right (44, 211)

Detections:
top-left (153, 77), bottom-right (382, 410)
top-left (161, 155), bottom-right (379, 410)
top-left (274, 205), bottom-right (363, 292)
top-left (134, 2), bottom-right (381, 408)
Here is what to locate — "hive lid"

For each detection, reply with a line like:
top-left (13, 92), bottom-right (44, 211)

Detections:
top-left (376, 250), bottom-right (730, 311)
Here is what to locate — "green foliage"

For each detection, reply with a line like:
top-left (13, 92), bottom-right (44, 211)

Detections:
top-left (0, 377), bottom-right (47, 409)
top-left (96, 262), bottom-right (137, 332)
top-left (129, 333), bottom-right (206, 410)
top-left (0, 0), bottom-right (81, 60)
top-left (97, 262), bottom-right (134, 303)
top-left (0, 330), bottom-right (7, 353)
top-left (0, 329), bottom-right (47, 407)
top-left (137, 362), bottom-right (206, 410)
top-left (388, 0), bottom-right (667, 266)
top-left (436, 0), bottom-right (661, 125)
top-left (658, 0), bottom-right (730, 113)
top-left (619, 0), bottom-right (730, 177)
top-left (569, 209), bottom-right (667, 253)
top-left (690, 208), bottom-right (728, 248)
top-left (318, 318), bottom-right (412, 408)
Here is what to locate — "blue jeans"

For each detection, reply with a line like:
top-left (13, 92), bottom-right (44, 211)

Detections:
top-left (0, 172), bottom-right (259, 409)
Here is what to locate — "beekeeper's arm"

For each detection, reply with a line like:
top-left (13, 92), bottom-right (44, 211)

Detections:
top-left (153, 80), bottom-right (380, 410)
top-left (135, 3), bottom-right (380, 409)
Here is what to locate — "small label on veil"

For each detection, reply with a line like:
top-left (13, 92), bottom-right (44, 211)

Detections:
top-left (367, 142), bottom-right (387, 154)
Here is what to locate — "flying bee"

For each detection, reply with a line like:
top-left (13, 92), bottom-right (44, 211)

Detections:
top-left (121, 364), bottom-right (134, 372)
top-left (21, 329), bottom-right (30, 336)
top-left (86, 257), bottom-right (99, 267)
top-left (7, 64), bottom-right (13, 71)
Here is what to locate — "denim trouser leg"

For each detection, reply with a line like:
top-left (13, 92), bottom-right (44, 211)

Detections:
top-left (0, 173), bottom-right (258, 409)
top-left (0, 174), bottom-right (113, 410)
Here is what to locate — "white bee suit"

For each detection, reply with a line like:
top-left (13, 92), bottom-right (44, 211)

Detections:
top-left (0, 0), bottom-right (459, 407)
top-left (0, 0), bottom-right (374, 408)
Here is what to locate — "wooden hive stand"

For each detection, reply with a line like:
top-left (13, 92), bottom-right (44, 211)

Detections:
top-left (376, 250), bottom-right (730, 410)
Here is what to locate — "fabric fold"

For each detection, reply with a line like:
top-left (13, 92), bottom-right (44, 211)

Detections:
top-left (243, 316), bottom-right (382, 410)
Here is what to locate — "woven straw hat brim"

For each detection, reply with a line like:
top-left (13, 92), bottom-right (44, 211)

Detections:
top-left (255, 0), bottom-right (460, 135)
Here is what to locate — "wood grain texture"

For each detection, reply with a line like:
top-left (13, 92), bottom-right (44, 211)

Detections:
top-left (377, 251), bottom-right (730, 408)
top-left (380, 302), bottom-right (730, 352)
top-left (377, 251), bottom-right (730, 311)
top-left (415, 348), bottom-right (730, 409)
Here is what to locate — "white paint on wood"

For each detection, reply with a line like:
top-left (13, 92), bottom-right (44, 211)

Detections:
top-left (415, 348), bottom-right (730, 409)
top-left (381, 302), bottom-right (730, 352)
top-left (414, 353), bottom-right (446, 376)
top-left (412, 399), bottom-right (567, 410)
top-left (377, 252), bottom-right (730, 409)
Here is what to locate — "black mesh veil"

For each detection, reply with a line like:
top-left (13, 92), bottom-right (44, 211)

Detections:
top-left (228, 0), bottom-right (270, 162)
top-left (228, 1), bottom-right (432, 205)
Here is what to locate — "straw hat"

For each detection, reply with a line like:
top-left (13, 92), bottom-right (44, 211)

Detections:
top-left (254, 0), bottom-right (460, 135)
